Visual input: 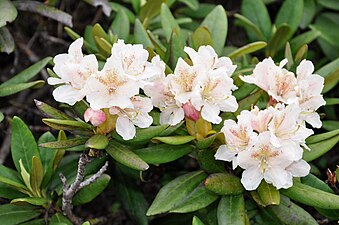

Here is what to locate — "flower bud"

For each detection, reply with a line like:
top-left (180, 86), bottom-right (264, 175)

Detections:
top-left (84, 108), bottom-right (106, 126)
top-left (183, 102), bottom-right (200, 121)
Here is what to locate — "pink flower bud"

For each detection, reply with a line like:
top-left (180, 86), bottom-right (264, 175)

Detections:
top-left (182, 101), bottom-right (200, 121)
top-left (84, 108), bottom-right (106, 126)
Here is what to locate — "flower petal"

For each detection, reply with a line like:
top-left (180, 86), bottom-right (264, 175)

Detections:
top-left (116, 116), bottom-right (136, 140)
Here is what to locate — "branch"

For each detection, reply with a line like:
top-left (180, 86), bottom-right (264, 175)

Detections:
top-left (59, 154), bottom-right (108, 225)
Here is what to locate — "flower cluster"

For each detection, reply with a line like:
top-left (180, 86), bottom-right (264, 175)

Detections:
top-left (215, 58), bottom-right (326, 190)
top-left (48, 38), bottom-right (165, 140)
top-left (145, 46), bottom-right (238, 125)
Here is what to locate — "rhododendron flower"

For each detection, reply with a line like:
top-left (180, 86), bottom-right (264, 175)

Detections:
top-left (237, 131), bottom-right (305, 190)
top-left (240, 58), bottom-right (298, 104)
top-left (237, 106), bottom-right (274, 133)
top-left (144, 76), bottom-right (185, 126)
top-left (109, 96), bottom-right (153, 140)
top-left (48, 38), bottom-right (98, 105)
top-left (84, 108), bottom-right (106, 126)
top-left (296, 60), bottom-right (326, 128)
top-left (215, 119), bottom-right (257, 169)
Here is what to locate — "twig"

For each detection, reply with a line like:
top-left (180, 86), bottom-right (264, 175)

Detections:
top-left (60, 154), bottom-right (109, 225)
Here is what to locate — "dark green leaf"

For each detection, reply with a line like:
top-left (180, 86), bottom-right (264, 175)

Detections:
top-left (73, 174), bottom-right (110, 205)
top-left (152, 136), bottom-right (195, 145)
top-left (106, 141), bottom-right (149, 171)
top-left (265, 24), bottom-right (291, 57)
top-left (13, 0), bottom-right (72, 27)
top-left (300, 0), bottom-right (316, 29)
top-left (161, 3), bottom-right (180, 42)
top-left (39, 137), bottom-right (88, 149)
top-left (306, 129), bottom-right (339, 144)
top-left (281, 182), bottom-right (339, 209)
top-left (217, 195), bottom-right (246, 225)
top-left (1, 57), bottom-right (52, 87)
top-left (204, 173), bottom-right (244, 195)
top-left (134, 19), bottom-right (153, 49)
top-left (170, 185), bottom-right (218, 213)
top-left (317, 0), bottom-right (339, 10)
top-left (11, 197), bottom-right (47, 206)
top-left (0, 26), bottom-right (14, 54)
top-left (147, 171), bottom-right (207, 216)
top-left (134, 144), bottom-right (194, 165)
top-left (228, 41), bottom-right (267, 59)
top-left (192, 26), bottom-right (213, 49)
top-left (234, 13), bottom-right (266, 41)
top-left (201, 5), bottom-right (227, 55)
top-left (275, 0), bottom-right (304, 35)
top-left (197, 148), bottom-right (226, 173)
top-left (0, 80), bottom-right (45, 97)
top-left (234, 90), bottom-right (264, 116)
top-left (192, 216), bottom-right (205, 225)
top-left (0, 0), bottom-right (17, 27)
top-left (0, 204), bottom-right (40, 225)
top-left (111, 9), bottom-right (129, 40)
top-left (290, 30), bottom-right (320, 53)
top-left (0, 182), bottom-right (26, 199)
top-left (11, 116), bottom-right (40, 174)
top-left (42, 118), bottom-right (93, 131)
top-left (85, 134), bottom-right (109, 150)
top-left (139, 0), bottom-right (165, 23)
top-left (322, 121), bottom-right (339, 131)
top-left (323, 68), bottom-right (339, 93)
top-left (30, 156), bottom-right (44, 194)
top-left (196, 133), bottom-right (219, 149)
top-left (269, 195), bottom-right (318, 225)
top-left (178, 0), bottom-right (199, 10)
top-left (34, 100), bottom-right (74, 120)
top-left (316, 57), bottom-right (339, 78)
top-left (50, 213), bottom-right (72, 225)
top-left (0, 165), bottom-right (27, 191)
top-left (257, 181), bottom-right (280, 206)
top-left (241, 0), bottom-right (271, 40)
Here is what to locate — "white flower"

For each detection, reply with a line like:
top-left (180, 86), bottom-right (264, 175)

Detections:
top-left (184, 46), bottom-right (236, 75)
top-left (215, 119), bottom-right (257, 169)
top-left (240, 58), bottom-right (298, 104)
top-left (296, 60), bottom-right (326, 128)
top-left (237, 106), bottom-right (274, 133)
top-left (48, 38), bottom-right (98, 105)
top-left (168, 58), bottom-right (203, 104)
top-left (85, 55), bottom-right (139, 110)
top-left (110, 40), bottom-right (165, 85)
top-left (109, 96), bottom-right (153, 140)
top-left (268, 104), bottom-right (313, 154)
top-left (237, 131), bottom-right (295, 190)
top-left (185, 46), bottom-right (238, 124)
top-left (144, 76), bottom-right (184, 126)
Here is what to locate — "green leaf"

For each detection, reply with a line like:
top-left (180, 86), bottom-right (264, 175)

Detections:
top-left (322, 121), bottom-right (339, 131)
top-left (0, 80), bottom-right (45, 97)
top-left (39, 137), bottom-right (88, 149)
top-left (180, 3), bottom-right (215, 19)
top-left (139, 0), bottom-right (165, 23)
top-left (37, 132), bottom-right (57, 188)
top-left (234, 13), bottom-right (266, 41)
top-left (281, 182), bottom-right (339, 209)
top-left (196, 133), bottom-right (219, 149)
top-left (19, 159), bottom-right (33, 193)
top-left (34, 100), bottom-right (74, 120)
top-left (0, 204), bottom-right (40, 225)
top-left (115, 169), bottom-right (148, 225)
top-left (11, 197), bottom-right (47, 206)
top-left (13, 1), bottom-right (72, 27)
top-left (303, 130), bottom-right (339, 162)
top-left (316, 57), bottom-right (339, 78)
top-left (166, 29), bottom-right (186, 68)
top-left (0, 0), bottom-right (17, 27)
top-left (217, 195), bottom-right (246, 225)
top-left (257, 181), bottom-right (280, 206)
top-left (241, 0), bottom-right (271, 40)
top-left (192, 216), bottom-right (205, 225)
top-left (85, 134), bottom-right (109, 150)
top-left (152, 136), bottom-right (195, 145)
top-left (0, 182), bottom-right (26, 199)
top-left (323, 68), bottom-right (339, 93)
top-left (234, 90), bottom-right (264, 116)
top-left (275, 0), bottom-right (304, 35)
top-left (325, 98), bottom-right (339, 106)
top-left (317, 0), bottom-right (339, 10)
top-left (106, 141), bottom-right (149, 171)
top-left (11, 116), bottom-right (40, 174)
top-left (300, 0), bottom-right (316, 29)
top-left (110, 2), bottom-right (136, 23)
top-left (31, 156), bottom-right (44, 194)
top-left (204, 173), bottom-right (244, 195)
top-left (134, 144), bottom-right (194, 165)
top-left (197, 148), bottom-right (226, 173)
top-left (290, 30), bottom-right (320, 53)
top-left (192, 26), bottom-right (213, 50)
top-left (0, 57), bottom-right (52, 87)
top-left (161, 3), bottom-right (180, 42)
top-left (170, 185), bottom-right (218, 213)
top-left (0, 165), bottom-right (27, 191)
top-left (201, 5), bottom-right (227, 55)
top-left (0, 111), bottom-right (4, 122)
top-left (134, 19), bottom-right (153, 49)
top-left (147, 171), bottom-right (207, 216)
top-left (73, 174), bottom-right (110, 205)
top-left (265, 24), bottom-right (292, 57)
top-left (42, 118), bottom-right (93, 131)
top-left (111, 9), bottom-right (129, 40)
top-left (269, 195), bottom-right (318, 225)
top-left (94, 36), bottom-right (112, 57)
top-left (306, 129), bottom-right (339, 144)
top-left (178, 0), bottom-right (199, 10)
top-left (0, 26), bottom-right (14, 54)
top-left (228, 41), bottom-right (267, 59)
top-left (112, 124), bottom-right (169, 145)
top-left (50, 213), bottom-right (72, 225)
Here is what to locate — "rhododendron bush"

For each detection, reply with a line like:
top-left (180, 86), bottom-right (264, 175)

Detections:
top-left (1, 0), bottom-right (339, 225)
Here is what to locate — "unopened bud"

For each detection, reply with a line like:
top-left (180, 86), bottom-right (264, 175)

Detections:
top-left (183, 101), bottom-right (200, 121)
top-left (84, 108), bottom-right (106, 126)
